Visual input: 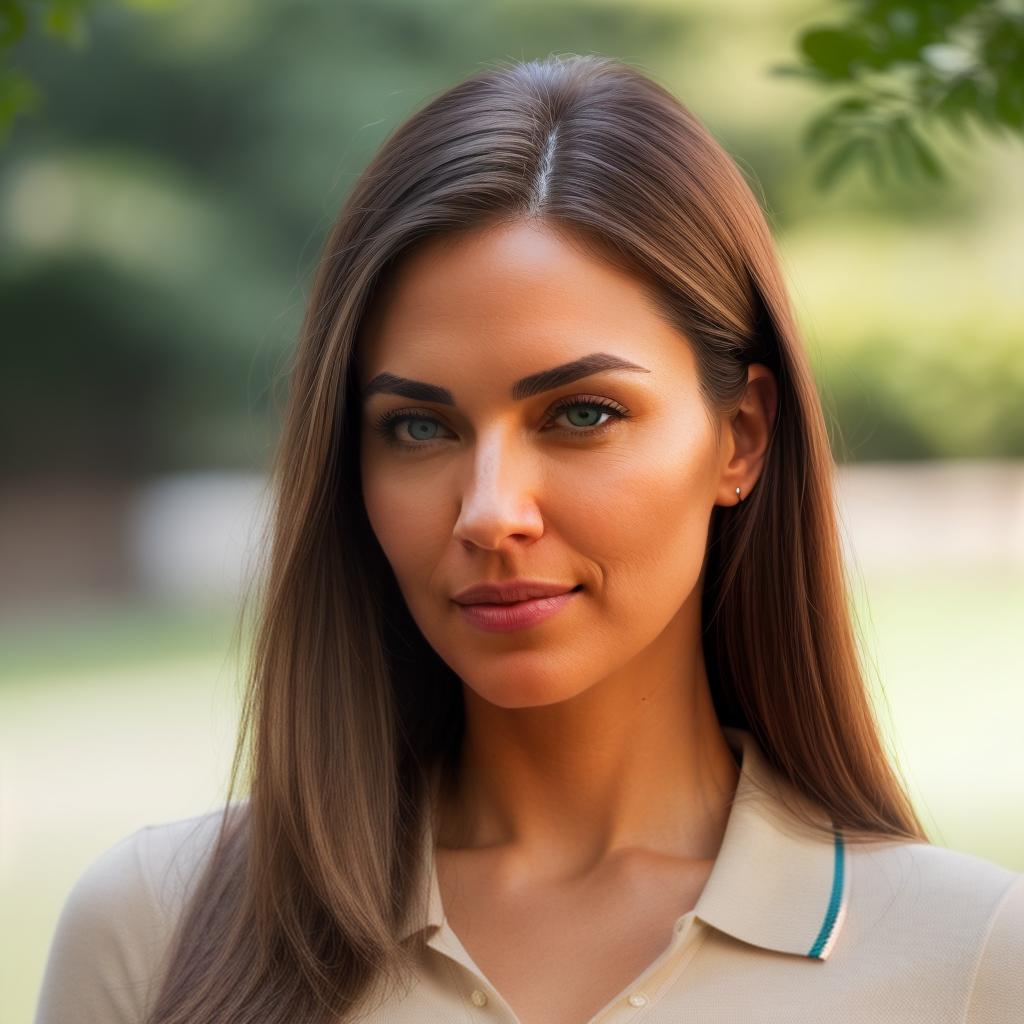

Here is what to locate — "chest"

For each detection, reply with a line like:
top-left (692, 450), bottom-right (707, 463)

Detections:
top-left (436, 849), bottom-right (711, 1024)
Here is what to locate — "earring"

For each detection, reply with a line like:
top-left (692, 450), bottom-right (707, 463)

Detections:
top-left (735, 486), bottom-right (742, 502)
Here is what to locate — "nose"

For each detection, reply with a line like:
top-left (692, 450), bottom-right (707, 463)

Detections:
top-left (452, 425), bottom-right (544, 551)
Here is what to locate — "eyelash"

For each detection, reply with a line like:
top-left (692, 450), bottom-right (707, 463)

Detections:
top-left (370, 395), bottom-right (630, 452)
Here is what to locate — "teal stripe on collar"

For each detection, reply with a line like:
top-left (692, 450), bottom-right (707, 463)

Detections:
top-left (807, 828), bottom-right (845, 959)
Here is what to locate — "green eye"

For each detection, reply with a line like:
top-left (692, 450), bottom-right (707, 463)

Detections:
top-left (560, 405), bottom-right (608, 428)
top-left (371, 395), bottom-right (629, 452)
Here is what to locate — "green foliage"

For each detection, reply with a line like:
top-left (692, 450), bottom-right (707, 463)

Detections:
top-left (1, 1), bottom-right (76, 134)
top-left (0, 1), bottom-right (1020, 473)
top-left (0, 0), bottom-right (94, 140)
top-left (0, 1), bottom-right (706, 475)
top-left (815, 331), bottom-right (1024, 462)
top-left (772, 0), bottom-right (1024, 192)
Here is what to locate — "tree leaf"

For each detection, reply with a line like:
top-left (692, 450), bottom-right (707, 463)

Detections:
top-left (802, 108), bottom-right (843, 152)
top-left (799, 27), bottom-right (869, 80)
top-left (860, 135), bottom-right (886, 188)
top-left (884, 119), bottom-right (918, 180)
top-left (802, 94), bottom-right (875, 153)
top-left (901, 120), bottom-right (946, 182)
top-left (814, 137), bottom-right (865, 191)
top-left (935, 77), bottom-right (980, 140)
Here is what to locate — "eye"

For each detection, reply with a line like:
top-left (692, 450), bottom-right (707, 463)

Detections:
top-left (546, 395), bottom-right (629, 435)
top-left (370, 395), bottom-right (630, 452)
top-left (370, 408), bottom-right (457, 450)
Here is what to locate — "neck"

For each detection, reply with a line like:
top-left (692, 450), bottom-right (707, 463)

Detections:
top-left (435, 607), bottom-right (740, 876)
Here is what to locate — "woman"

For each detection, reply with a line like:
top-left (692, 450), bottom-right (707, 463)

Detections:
top-left (35, 54), bottom-right (1022, 1024)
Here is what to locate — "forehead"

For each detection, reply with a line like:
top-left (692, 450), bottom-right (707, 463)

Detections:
top-left (356, 220), bottom-right (690, 387)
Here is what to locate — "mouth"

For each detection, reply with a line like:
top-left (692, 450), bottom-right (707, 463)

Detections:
top-left (469, 583), bottom-right (585, 606)
top-left (454, 585), bottom-right (584, 633)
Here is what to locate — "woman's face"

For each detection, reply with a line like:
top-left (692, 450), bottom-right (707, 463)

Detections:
top-left (358, 219), bottom-right (737, 709)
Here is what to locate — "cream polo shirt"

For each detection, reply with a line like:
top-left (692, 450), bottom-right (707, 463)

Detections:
top-left (34, 726), bottom-right (1024, 1023)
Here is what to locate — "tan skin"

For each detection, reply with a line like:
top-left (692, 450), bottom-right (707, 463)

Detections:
top-left (358, 219), bottom-right (778, 1024)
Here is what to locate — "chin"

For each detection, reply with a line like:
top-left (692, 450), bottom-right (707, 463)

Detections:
top-left (458, 662), bottom-right (594, 710)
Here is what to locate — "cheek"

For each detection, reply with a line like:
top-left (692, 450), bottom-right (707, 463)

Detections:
top-left (527, 440), bottom-right (715, 696)
top-left (358, 426), bottom-right (717, 708)
top-left (360, 458), bottom-right (448, 592)
top-left (551, 429), bottom-right (716, 602)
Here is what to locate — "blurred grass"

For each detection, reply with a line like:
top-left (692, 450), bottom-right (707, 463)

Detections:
top-left (849, 566), bottom-right (1024, 862)
top-left (4, 566), bottom-right (1023, 1020)
top-left (2, 601), bottom-right (246, 1023)
top-left (0, 599), bottom-right (240, 685)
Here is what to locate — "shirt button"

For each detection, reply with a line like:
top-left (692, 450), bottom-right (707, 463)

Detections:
top-left (627, 992), bottom-right (648, 1007)
top-left (470, 989), bottom-right (488, 1007)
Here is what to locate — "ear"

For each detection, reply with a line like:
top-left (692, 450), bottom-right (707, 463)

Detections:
top-left (715, 363), bottom-right (777, 507)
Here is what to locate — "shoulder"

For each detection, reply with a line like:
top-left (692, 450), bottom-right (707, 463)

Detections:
top-left (34, 807), bottom-right (235, 1024)
top-left (843, 838), bottom-right (1023, 1012)
top-left (965, 869), bottom-right (1024, 1024)
top-left (846, 835), bottom-right (1018, 908)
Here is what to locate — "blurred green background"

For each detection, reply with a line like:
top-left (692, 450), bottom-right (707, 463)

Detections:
top-left (2, 1), bottom-right (1022, 1020)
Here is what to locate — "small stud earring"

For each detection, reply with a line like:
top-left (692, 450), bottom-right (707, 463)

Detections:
top-left (735, 486), bottom-right (742, 502)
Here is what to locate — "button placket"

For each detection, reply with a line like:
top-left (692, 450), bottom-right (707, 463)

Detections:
top-left (587, 914), bottom-right (704, 1023)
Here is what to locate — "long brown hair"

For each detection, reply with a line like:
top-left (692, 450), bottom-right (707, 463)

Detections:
top-left (147, 53), bottom-right (930, 1024)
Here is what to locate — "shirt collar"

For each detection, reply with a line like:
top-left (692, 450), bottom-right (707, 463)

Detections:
top-left (399, 725), bottom-right (848, 961)
top-left (693, 726), bottom-right (848, 960)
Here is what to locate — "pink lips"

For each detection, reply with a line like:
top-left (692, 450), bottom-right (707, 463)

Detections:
top-left (454, 589), bottom-right (581, 633)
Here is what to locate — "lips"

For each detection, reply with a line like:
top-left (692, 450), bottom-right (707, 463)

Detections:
top-left (452, 580), bottom-right (581, 605)
top-left (454, 588), bottom-right (582, 632)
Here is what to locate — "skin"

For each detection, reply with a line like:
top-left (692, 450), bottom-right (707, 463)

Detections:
top-left (358, 218), bottom-right (777, 1022)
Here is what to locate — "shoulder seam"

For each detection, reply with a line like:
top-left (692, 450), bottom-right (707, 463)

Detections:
top-left (962, 871), bottom-right (1024, 1024)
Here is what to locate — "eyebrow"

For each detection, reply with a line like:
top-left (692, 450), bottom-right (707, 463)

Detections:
top-left (361, 352), bottom-right (651, 406)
